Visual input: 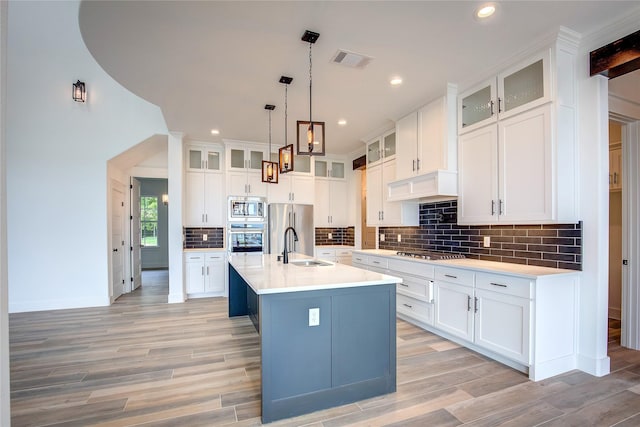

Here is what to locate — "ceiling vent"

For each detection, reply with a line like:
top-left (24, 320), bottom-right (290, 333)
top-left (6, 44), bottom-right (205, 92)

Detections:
top-left (331, 49), bottom-right (373, 69)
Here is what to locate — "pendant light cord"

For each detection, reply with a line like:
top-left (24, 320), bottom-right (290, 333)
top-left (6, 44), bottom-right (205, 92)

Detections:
top-left (268, 110), bottom-right (272, 153)
top-left (309, 42), bottom-right (313, 125)
top-left (285, 84), bottom-right (288, 146)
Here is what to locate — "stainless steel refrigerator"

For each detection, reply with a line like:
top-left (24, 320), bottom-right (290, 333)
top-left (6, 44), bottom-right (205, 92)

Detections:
top-left (266, 203), bottom-right (314, 257)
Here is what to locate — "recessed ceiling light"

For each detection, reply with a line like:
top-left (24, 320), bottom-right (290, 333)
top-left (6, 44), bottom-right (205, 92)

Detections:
top-left (338, 119), bottom-right (347, 126)
top-left (476, 3), bottom-right (496, 19)
top-left (210, 129), bottom-right (220, 135)
top-left (390, 77), bottom-right (403, 86)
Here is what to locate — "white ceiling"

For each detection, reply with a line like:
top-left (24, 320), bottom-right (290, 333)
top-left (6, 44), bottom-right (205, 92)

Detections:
top-left (79, 1), bottom-right (640, 156)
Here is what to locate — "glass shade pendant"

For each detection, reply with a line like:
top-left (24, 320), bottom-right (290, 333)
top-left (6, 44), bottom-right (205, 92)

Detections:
top-left (72, 80), bottom-right (86, 102)
top-left (296, 30), bottom-right (325, 156)
top-left (261, 104), bottom-right (279, 184)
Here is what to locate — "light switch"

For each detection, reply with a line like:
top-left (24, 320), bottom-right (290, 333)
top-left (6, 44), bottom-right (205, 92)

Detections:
top-left (203, 234), bottom-right (208, 241)
top-left (380, 234), bottom-right (385, 242)
top-left (328, 232), bottom-right (333, 240)
top-left (397, 234), bottom-right (402, 242)
top-left (309, 308), bottom-right (320, 326)
top-left (483, 236), bottom-right (490, 247)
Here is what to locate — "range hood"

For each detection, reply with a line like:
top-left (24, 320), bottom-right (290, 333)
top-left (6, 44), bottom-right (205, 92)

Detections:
top-left (386, 170), bottom-right (457, 202)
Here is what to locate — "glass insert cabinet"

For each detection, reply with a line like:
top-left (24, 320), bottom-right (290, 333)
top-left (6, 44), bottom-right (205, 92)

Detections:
top-left (458, 50), bottom-right (550, 133)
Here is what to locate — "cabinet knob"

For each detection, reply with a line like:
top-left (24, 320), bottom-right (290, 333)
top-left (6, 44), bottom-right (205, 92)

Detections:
top-left (113, 248), bottom-right (118, 252)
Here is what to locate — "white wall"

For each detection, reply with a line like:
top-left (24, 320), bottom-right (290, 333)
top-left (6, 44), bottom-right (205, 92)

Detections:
top-left (6, 1), bottom-right (167, 312)
top-left (0, 0), bottom-right (10, 422)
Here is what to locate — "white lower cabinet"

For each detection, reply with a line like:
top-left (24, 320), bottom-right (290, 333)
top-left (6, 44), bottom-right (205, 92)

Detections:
top-left (184, 251), bottom-right (226, 296)
top-left (352, 250), bottom-right (579, 381)
top-left (316, 247), bottom-right (354, 265)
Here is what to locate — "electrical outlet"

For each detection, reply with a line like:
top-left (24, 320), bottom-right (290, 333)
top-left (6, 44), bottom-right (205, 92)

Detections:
top-left (328, 232), bottom-right (333, 240)
top-left (309, 308), bottom-right (320, 326)
top-left (397, 234), bottom-right (402, 242)
top-left (380, 233), bottom-right (385, 242)
top-left (483, 236), bottom-right (490, 247)
top-left (202, 234), bottom-right (208, 241)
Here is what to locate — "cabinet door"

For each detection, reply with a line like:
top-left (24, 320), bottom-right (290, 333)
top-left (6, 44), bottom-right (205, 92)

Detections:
top-left (330, 180), bottom-right (349, 226)
top-left (498, 105), bottom-right (551, 223)
top-left (434, 281), bottom-right (474, 342)
top-left (227, 171), bottom-right (248, 196)
top-left (458, 125), bottom-right (498, 224)
top-left (395, 112), bottom-right (418, 181)
top-left (246, 173), bottom-right (267, 197)
top-left (474, 289), bottom-right (530, 364)
top-left (329, 161), bottom-right (345, 179)
top-left (229, 148), bottom-right (247, 170)
top-left (314, 179), bottom-right (331, 227)
top-left (366, 164), bottom-right (382, 226)
top-left (268, 173), bottom-right (293, 204)
top-left (610, 148), bottom-right (622, 190)
top-left (187, 147), bottom-right (205, 172)
top-left (380, 161), bottom-right (400, 225)
top-left (205, 256), bottom-right (225, 293)
top-left (184, 172), bottom-right (205, 226)
top-left (497, 50), bottom-right (550, 121)
top-left (205, 149), bottom-right (222, 171)
top-left (367, 137), bottom-right (382, 166)
top-left (383, 131), bottom-right (396, 162)
top-left (418, 97), bottom-right (445, 173)
top-left (185, 259), bottom-right (205, 293)
top-left (458, 79), bottom-right (497, 134)
top-left (204, 173), bottom-right (224, 226)
top-left (292, 175), bottom-right (315, 204)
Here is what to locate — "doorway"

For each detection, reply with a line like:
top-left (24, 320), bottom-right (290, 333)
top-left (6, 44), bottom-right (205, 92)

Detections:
top-left (608, 120), bottom-right (623, 347)
top-left (111, 182), bottom-right (126, 301)
top-left (360, 169), bottom-right (376, 249)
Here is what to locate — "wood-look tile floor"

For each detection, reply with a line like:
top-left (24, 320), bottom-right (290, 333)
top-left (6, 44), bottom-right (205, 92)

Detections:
top-left (9, 272), bottom-right (640, 426)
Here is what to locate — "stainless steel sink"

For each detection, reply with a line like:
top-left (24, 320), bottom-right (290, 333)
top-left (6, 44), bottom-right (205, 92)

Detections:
top-left (289, 259), bottom-right (333, 267)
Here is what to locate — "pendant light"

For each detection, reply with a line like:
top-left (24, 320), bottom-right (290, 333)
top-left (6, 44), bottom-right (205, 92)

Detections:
top-left (297, 30), bottom-right (325, 156)
top-left (261, 104), bottom-right (279, 184)
top-left (278, 76), bottom-right (294, 173)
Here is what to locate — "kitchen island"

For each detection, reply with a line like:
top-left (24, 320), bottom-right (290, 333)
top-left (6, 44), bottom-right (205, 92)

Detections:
top-left (228, 253), bottom-right (401, 423)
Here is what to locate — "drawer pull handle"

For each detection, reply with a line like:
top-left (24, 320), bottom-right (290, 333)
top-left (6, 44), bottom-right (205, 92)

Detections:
top-left (399, 283), bottom-right (409, 287)
top-left (373, 261), bottom-right (381, 265)
top-left (467, 295), bottom-right (472, 311)
top-left (490, 282), bottom-right (507, 287)
top-left (403, 303), bottom-right (413, 308)
top-left (445, 274), bottom-right (458, 279)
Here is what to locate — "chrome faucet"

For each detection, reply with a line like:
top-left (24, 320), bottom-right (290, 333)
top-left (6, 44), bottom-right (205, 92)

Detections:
top-left (282, 226), bottom-right (299, 264)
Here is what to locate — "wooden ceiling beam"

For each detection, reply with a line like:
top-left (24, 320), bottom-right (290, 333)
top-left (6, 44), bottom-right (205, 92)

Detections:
top-left (590, 29), bottom-right (640, 78)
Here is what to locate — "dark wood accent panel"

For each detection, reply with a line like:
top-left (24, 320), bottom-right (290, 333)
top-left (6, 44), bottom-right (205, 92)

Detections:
top-left (590, 29), bottom-right (640, 78)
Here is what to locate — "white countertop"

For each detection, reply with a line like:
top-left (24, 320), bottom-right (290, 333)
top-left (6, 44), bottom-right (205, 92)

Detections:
top-left (229, 253), bottom-right (402, 295)
top-left (352, 249), bottom-right (580, 279)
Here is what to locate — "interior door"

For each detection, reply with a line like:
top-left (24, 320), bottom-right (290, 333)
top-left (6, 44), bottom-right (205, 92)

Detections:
top-left (111, 185), bottom-right (126, 301)
top-left (130, 177), bottom-right (142, 291)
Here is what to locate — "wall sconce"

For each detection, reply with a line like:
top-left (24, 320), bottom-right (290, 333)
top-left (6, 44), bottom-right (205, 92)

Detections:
top-left (162, 194), bottom-right (169, 206)
top-left (278, 75), bottom-right (295, 173)
top-left (262, 104), bottom-right (279, 184)
top-left (72, 80), bottom-right (86, 102)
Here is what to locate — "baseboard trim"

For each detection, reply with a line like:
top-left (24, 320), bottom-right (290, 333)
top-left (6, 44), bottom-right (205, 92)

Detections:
top-left (9, 296), bottom-right (110, 313)
top-left (577, 353), bottom-right (611, 377)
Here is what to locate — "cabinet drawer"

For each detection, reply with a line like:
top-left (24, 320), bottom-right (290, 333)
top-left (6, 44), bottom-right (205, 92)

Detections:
top-left (434, 267), bottom-right (474, 287)
top-left (397, 294), bottom-right (434, 325)
top-left (206, 252), bottom-right (225, 262)
top-left (184, 253), bottom-right (205, 262)
top-left (388, 258), bottom-right (435, 278)
top-left (316, 249), bottom-right (336, 258)
top-left (368, 256), bottom-right (388, 269)
top-left (476, 273), bottom-right (532, 299)
top-left (336, 249), bottom-right (353, 257)
top-left (352, 254), bottom-right (368, 265)
top-left (397, 276), bottom-right (433, 301)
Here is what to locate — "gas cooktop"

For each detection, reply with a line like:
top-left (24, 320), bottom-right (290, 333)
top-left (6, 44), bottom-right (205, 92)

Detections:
top-left (395, 250), bottom-right (465, 260)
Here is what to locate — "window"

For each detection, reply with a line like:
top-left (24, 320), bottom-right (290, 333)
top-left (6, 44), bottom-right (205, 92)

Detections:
top-left (141, 196), bottom-right (158, 247)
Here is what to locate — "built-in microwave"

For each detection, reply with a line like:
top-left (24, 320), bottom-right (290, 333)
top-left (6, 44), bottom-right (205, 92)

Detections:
top-left (228, 196), bottom-right (266, 221)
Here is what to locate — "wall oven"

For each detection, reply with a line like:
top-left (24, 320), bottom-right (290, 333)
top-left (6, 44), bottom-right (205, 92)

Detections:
top-left (228, 223), bottom-right (265, 253)
top-left (229, 196), bottom-right (266, 221)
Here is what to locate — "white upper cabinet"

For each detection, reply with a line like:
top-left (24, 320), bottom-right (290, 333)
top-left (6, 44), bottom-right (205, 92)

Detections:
top-left (267, 152), bottom-right (315, 204)
top-left (367, 159), bottom-right (418, 227)
top-left (366, 130), bottom-right (396, 167)
top-left (225, 142), bottom-right (268, 197)
top-left (457, 31), bottom-right (579, 225)
top-left (458, 50), bottom-right (550, 134)
top-left (315, 159), bottom-right (346, 180)
top-left (315, 178), bottom-right (349, 227)
top-left (396, 84), bottom-right (457, 181)
top-left (184, 143), bottom-right (225, 227)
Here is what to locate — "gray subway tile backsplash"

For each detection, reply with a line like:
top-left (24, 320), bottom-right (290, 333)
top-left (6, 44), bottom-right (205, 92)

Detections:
top-left (379, 200), bottom-right (582, 271)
